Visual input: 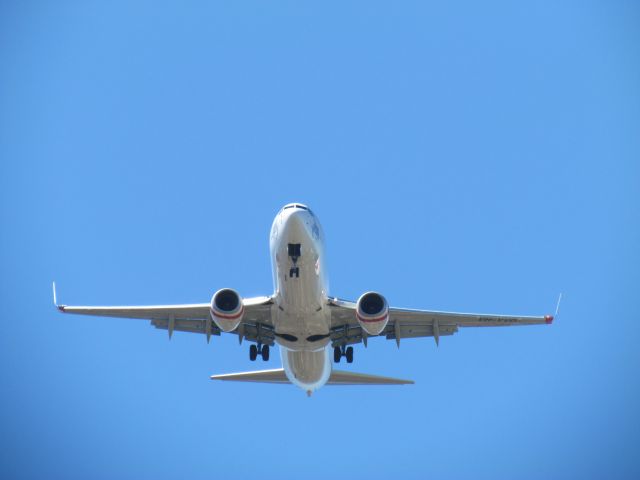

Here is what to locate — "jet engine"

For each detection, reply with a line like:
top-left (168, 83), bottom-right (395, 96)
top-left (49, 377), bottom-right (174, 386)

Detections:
top-left (210, 288), bottom-right (244, 332)
top-left (356, 291), bottom-right (389, 336)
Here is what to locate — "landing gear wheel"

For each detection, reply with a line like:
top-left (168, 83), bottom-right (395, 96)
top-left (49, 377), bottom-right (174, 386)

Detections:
top-left (333, 346), bottom-right (341, 363)
top-left (249, 344), bottom-right (258, 361)
top-left (262, 344), bottom-right (270, 361)
top-left (345, 346), bottom-right (354, 364)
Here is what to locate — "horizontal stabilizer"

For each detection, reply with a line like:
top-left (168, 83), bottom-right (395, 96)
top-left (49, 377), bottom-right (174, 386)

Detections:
top-left (210, 369), bottom-right (289, 384)
top-left (328, 370), bottom-right (414, 385)
top-left (210, 368), bottom-right (413, 386)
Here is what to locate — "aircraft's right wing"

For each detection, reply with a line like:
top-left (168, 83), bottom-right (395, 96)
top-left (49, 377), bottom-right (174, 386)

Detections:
top-left (328, 297), bottom-right (553, 347)
top-left (55, 284), bottom-right (275, 345)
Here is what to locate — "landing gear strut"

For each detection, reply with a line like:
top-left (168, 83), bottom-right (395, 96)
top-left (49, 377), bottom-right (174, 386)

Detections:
top-left (250, 343), bottom-right (270, 361)
top-left (333, 345), bottom-right (353, 364)
top-left (288, 244), bottom-right (301, 278)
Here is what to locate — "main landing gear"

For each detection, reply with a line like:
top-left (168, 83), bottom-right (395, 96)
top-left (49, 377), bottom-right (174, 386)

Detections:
top-left (249, 344), bottom-right (270, 361)
top-left (333, 345), bottom-right (353, 364)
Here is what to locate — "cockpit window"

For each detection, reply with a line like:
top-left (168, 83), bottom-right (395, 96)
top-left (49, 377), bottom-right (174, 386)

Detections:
top-left (282, 204), bottom-right (312, 214)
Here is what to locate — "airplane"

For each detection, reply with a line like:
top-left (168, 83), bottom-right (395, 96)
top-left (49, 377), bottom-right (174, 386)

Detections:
top-left (54, 203), bottom-right (557, 396)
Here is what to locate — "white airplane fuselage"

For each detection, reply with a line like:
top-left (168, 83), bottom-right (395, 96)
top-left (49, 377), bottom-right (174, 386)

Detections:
top-left (269, 204), bottom-right (332, 392)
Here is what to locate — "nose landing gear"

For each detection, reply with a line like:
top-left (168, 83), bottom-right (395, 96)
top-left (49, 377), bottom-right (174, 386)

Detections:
top-left (249, 343), bottom-right (270, 361)
top-left (288, 244), bottom-right (301, 278)
top-left (333, 345), bottom-right (353, 363)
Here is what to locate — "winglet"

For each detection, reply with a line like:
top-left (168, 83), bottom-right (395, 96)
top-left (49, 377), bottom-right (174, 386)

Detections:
top-left (544, 293), bottom-right (562, 324)
top-left (52, 282), bottom-right (65, 311)
top-left (555, 293), bottom-right (563, 316)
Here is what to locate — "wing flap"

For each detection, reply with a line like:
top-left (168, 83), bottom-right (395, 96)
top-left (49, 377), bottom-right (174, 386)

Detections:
top-left (385, 323), bottom-right (458, 340)
top-left (151, 318), bottom-right (221, 336)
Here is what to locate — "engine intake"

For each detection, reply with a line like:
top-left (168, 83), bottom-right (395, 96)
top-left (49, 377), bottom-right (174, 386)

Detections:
top-left (210, 288), bottom-right (244, 332)
top-left (356, 291), bottom-right (389, 336)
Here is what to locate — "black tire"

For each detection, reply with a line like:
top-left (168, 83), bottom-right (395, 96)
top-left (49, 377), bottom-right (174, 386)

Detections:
top-left (346, 346), bottom-right (354, 364)
top-left (333, 346), bottom-right (341, 363)
top-left (262, 344), bottom-right (270, 361)
top-left (249, 344), bottom-right (258, 361)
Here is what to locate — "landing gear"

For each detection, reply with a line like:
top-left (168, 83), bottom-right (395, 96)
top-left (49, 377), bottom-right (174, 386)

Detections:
top-left (333, 345), bottom-right (354, 363)
top-left (288, 243), bottom-right (301, 261)
top-left (334, 346), bottom-right (341, 363)
top-left (288, 244), bottom-right (301, 278)
top-left (249, 343), bottom-right (269, 361)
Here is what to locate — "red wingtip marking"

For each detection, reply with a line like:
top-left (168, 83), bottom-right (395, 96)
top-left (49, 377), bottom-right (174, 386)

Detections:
top-left (545, 315), bottom-right (554, 324)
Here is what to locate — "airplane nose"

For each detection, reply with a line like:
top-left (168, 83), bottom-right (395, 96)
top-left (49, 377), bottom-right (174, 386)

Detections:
top-left (284, 211), bottom-right (309, 241)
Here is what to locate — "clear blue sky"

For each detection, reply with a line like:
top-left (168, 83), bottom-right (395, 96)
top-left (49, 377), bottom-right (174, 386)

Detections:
top-left (1, 1), bottom-right (639, 479)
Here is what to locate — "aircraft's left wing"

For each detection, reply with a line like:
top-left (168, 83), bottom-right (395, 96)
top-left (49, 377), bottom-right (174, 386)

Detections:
top-left (328, 297), bottom-right (553, 348)
top-left (55, 286), bottom-right (275, 345)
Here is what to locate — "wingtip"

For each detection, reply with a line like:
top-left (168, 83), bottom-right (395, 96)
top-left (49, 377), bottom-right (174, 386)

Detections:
top-left (545, 293), bottom-right (562, 324)
top-left (52, 282), bottom-right (66, 312)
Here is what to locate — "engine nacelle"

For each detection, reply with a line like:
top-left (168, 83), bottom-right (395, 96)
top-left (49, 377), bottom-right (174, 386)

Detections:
top-left (210, 288), bottom-right (244, 332)
top-left (356, 291), bottom-right (389, 336)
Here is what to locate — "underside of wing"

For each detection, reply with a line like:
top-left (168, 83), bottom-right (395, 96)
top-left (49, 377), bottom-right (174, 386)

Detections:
top-left (55, 287), bottom-right (275, 345)
top-left (328, 296), bottom-right (553, 347)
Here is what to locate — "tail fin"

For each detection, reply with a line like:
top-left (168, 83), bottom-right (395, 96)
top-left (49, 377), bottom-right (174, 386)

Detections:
top-left (210, 368), bottom-right (413, 386)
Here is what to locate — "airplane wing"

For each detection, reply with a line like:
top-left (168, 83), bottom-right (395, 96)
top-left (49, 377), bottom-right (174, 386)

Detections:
top-left (54, 284), bottom-right (275, 345)
top-left (328, 297), bottom-right (553, 347)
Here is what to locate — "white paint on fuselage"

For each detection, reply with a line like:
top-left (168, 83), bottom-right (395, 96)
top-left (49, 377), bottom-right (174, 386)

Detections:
top-left (269, 204), bottom-right (333, 392)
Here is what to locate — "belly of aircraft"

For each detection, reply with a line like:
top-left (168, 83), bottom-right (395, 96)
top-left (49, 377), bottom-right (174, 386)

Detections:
top-left (274, 237), bottom-right (330, 350)
top-left (280, 347), bottom-right (331, 391)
